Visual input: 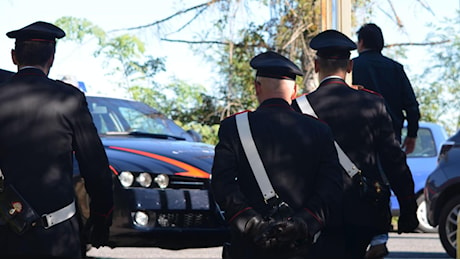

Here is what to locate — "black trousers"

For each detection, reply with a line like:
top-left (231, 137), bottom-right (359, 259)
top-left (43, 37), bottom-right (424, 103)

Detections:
top-left (224, 230), bottom-right (311, 259)
top-left (308, 227), bottom-right (346, 258)
top-left (344, 224), bottom-right (380, 258)
top-left (0, 215), bottom-right (82, 258)
top-left (307, 224), bottom-right (382, 259)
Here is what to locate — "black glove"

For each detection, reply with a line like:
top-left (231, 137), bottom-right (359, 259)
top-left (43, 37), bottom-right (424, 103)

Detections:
top-left (398, 199), bottom-right (419, 234)
top-left (230, 208), bottom-right (271, 243)
top-left (254, 215), bottom-right (310, 249)
top-left (84, 214), bottom-right (111, 248)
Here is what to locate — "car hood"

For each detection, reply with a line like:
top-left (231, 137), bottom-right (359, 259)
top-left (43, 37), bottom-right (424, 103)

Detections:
top-left (101, 136), bottom-right (215, 179)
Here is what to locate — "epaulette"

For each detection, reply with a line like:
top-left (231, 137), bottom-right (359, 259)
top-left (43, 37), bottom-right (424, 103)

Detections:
top-left (223, 110), bottom-right (252, 120)
top-left (359, 87), bottom-right (383, 97)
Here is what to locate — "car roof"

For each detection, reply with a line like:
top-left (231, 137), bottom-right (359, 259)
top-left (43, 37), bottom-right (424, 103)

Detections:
top-left (85, 93), bottom-right (135, 102)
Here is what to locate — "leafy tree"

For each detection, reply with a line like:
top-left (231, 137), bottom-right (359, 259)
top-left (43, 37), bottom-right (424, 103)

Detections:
top-left (130, 78), bottom-right (221, 124)
top-left (55, 17), bottom-right (165, 92)
top-left (55, 1), bottom-right (450, 143)
top-left (55, 16), bottom-right (222, 143)
top-left (154, 0), bottom-right (369, 116)
top-left (417, 11), bottom-right (460, 134)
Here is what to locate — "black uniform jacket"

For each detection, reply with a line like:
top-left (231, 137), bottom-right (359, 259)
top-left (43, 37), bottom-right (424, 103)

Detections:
top-left (0, 68), bottom-right (113, 257)
top-left (212, 98), bottom-right (343, 238)
top-left (292, 78), bottom-right (415, 231)
top-left (352, 50), bottom-right (420, 139)
top-left (0, 69), bottom-right (14, 83)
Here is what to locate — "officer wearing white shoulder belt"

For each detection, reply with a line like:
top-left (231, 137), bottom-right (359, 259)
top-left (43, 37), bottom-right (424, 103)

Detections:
top-left (211, 51), bottom-right (343, 258)
top-left (0, 21), bottom-right (113, 258)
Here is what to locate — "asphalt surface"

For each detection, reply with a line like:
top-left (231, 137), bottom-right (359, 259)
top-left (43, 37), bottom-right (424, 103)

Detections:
top-left (87, 232), bottom-right (451, 258)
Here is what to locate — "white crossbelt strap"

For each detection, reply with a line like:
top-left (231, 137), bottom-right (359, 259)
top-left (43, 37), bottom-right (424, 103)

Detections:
top-left (235, 112), bottom-right (277, 202)
top-left (296, 95), bottom-right (360, 178)
top-left (42, 201), bottom-right (76, 229)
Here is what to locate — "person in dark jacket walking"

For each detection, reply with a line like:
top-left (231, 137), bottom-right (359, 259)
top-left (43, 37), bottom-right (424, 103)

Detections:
top-left (211, 51), bottom-right (343, 258)
top-left (352, 23), bottom-right (422, 258)
top-left (292, 29), bottom-right (419, 258)
top-left (0, 21), bottom-right (113, 258)
top-left (352, 23), bottom-right (420, 154)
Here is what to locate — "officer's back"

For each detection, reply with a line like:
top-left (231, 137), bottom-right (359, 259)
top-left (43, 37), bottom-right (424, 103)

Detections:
top-left (0, 21), bottom-right (113, 258)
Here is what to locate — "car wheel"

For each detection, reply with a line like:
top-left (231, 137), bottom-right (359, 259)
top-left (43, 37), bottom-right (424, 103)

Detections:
top-left (415, 195), bottom-right (438, 233)
top-left (438, 195), bottom-right (460, 258)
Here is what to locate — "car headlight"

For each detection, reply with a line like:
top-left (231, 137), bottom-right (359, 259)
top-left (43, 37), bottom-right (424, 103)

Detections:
top-left (133, 211), bottom-right (149, 226)
top-left (137, 172), bottom-right (152, 187)
top-left (119, 171), bottom-right (134, 187)
top-left (154, 174), bottom-right (169, 189)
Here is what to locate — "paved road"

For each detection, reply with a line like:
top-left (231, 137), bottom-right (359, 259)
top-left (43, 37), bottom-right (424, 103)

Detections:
top-left (87, 232), bottom-right (451, 258)
top-left (386, 232), bottom-right (450, 259)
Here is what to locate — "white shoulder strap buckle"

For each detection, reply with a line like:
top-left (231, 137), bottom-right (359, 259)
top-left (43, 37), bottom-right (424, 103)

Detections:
top-left (235, 112), bottom-right (277, 202)
top-left (296, 95), bottom-right (360, 178)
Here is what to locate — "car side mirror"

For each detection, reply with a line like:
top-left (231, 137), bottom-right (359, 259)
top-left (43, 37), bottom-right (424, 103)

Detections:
top-left (186, 129), bottom-right (202, 142)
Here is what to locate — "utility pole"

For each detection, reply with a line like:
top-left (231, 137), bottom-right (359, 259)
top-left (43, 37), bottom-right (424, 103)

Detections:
top-left (321, 0), bottom-right (352, 38)
top-left (321, 0), bottom-right (353, 84)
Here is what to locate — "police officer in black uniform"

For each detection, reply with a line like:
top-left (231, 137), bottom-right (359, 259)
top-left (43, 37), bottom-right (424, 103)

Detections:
top-left (292, 30), bottom-right (419, 258)
top-left (0, 69), bottom-right (13, 83)
top-left (0, 21), bottom-right (113, 258)
top-left (211, 51), bottom-right (344, 258)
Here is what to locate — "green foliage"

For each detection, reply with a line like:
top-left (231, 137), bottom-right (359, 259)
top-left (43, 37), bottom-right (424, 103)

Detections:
top-left (127, 79), bottom-right (221, 144)
top-left (57, 0), bottom-right (447, 145)
top-left (205, 0), bottom-right (371, 118)
top-left (418, 11), bottom-right (460, 135)
top-left (55, 16), bottom-right (219, 143)
top-left (128, 85), bottom-right (168, 111)
top-left (216, 24), bottom-right (262, 117)
top-left (55, 16), bottom-right (165, 90)
top-left (176, 121), bottom-right (220, 145)
top-left (208, 1), bottom-right (322, 118)
top-left (55, 16), bottom-right (107, 46)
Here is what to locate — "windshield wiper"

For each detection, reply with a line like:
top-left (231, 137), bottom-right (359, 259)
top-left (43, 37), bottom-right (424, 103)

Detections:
top-left (104, 131), bottom-right (186, 140)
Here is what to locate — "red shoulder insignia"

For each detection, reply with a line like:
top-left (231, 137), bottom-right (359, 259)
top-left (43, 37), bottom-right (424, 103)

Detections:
top-left (295, 93), bottom-right (310, 100)
top-left (223, 110), bottom-right (252, 120)
top-left (360, 87), bottom-right (382, 97)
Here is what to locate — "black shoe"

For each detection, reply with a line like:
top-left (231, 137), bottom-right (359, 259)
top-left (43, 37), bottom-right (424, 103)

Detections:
top-left (365, 243), bottom-right (389, 259)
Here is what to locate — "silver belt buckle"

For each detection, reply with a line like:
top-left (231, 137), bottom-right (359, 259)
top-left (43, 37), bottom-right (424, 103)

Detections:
top-left (40, 201), bottom-right (76, 229)
top-left (41, 214), bottom-right (51, 229)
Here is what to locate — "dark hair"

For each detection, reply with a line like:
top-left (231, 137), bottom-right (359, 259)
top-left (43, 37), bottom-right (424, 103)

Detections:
top-left (316, 56), bottom-right (349, 74)
top-left (14, 40), bottom-right (55, 66)
top-left (357, 23), bottom-right (384, 51)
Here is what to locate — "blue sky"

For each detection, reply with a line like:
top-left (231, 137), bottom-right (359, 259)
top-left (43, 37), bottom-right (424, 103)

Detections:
top-left (0, 0), bottom-right (458, 97)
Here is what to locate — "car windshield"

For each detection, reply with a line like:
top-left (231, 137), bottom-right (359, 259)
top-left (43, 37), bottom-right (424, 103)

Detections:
top-left (86, 96), bottom-right (191, 140)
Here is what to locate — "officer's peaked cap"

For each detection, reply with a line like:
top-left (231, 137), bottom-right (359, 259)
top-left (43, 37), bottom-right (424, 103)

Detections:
top-left (310, 29), bottom-right (356, 59)
top-left (7, 21), bottom-right (65, 42)
top-left (250, 51), bottom-right (303, 81)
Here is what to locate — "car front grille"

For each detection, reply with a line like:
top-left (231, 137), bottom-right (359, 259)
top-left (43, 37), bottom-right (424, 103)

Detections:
top-left (167, 175), bottom-right (208, 189)
top-left (155, 212), bottom-right (217, 228)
